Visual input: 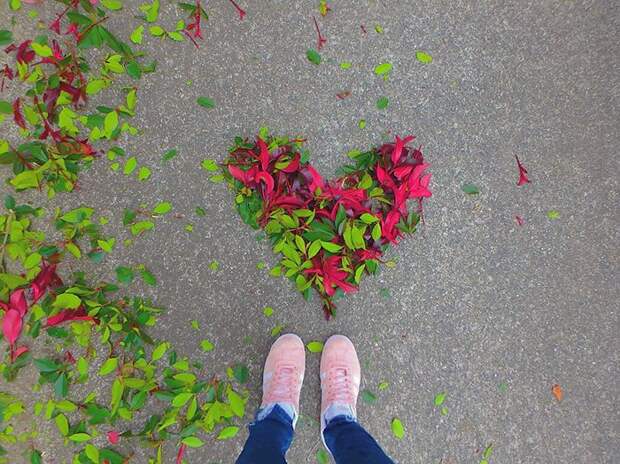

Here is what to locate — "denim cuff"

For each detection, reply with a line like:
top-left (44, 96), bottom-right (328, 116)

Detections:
top-left (255, 403), bottom-right (297, 428)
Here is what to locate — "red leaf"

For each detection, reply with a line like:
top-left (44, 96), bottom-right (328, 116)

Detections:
top-left (306, 165), bottom-right (324, 193)
top-left (2, 309), bottom-right (22, 346)
top-left (256, 171), bottom-right (274, 196)
top-left (11, 345), bottom-right (29, 361)
top-left (257, 137), bottom-right (270, 171)
top-left (391, 135), bottom-right (415, 165)
top-left (515, 215), bottom-right (525, 226)
top-left (107, 431), bottom-right (120, 445)
top-left (176, 444), bottom-right (187, 464)
top-left (45, 307), bottom-right (96, 327)
top-left (515, 155), bottom-right (530, 186)
top-left (228, 164), bottom-right (248, 183)
top-left (9, 289), bottom-right (28, 317)
top-left (13, 98), bottom-right (27, 129)
top-left (280, 153), bottom-right (300, 173)
top-left (31, 263), bottom-right (62, 303)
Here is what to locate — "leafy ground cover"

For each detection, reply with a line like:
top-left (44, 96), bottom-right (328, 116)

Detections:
top-left (0, 1), bottom-right (249, 462)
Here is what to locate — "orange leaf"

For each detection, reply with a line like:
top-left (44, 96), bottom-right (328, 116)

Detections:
top-left (551, 384), bottom-right (563, 402)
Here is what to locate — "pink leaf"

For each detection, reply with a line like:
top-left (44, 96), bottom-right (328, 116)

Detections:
top-left (2, 309), bottom-right (22, 346)
top-left (11, 345), bottom-right (29, 361)
top-left (256, 171), bottom-right (274, 195)
top-left (9, 289), bottom-right (28, 317)
top-left (515, 155), bottom-right (530, 186)
top-left (176, 444), bottom-right (187, 464)
top-left (391, 135), bottom-right (415, 165)
top-left (45, 308), bottom-right (95, 327)
top-left (257, 137), bottom-right (270, 171)
top-left (107, 431), bottom-right (120, 445)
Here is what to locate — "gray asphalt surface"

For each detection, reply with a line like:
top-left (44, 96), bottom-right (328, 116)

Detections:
top-left (1, 0), bottom-right (619, 463)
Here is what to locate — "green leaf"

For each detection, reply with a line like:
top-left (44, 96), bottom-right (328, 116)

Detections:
top-left (122, 156), bottom-right (138, 176)
top-left (55, 413), bottom-right (69, 436)
top-left (98, 357), bottom-right (118, 376)
top-left (316, 449), bottom-right (329, 464)
top-left (30, 450), bottom-right (42, 464)
top-left (115, 266), bottom-right (134, 284)
top-left (358, 119), bottom-right (366, 129)
top-left (138, 166), bottom-right (151, 181)
top-left (320, 241), bottom-right (342, 253)
top-left (434, 392), bottom-right (446, 406)
top-left (149, 25), bottom-right (165, 37)
top-left (374, 62), bottom-right (392, 76)
top-left (361, 389), bottom-right (377, 404)
top-left (232, 363), bottom-right (249, 383)
top-left (172, 392), bottom-right (193, 407)
top-left (378, 381), bottom-right (389, 391)
top-left (104, 111), bottom-right (119, 137)
top-left (200, 339), bottom-right (214, 352)
top-left (263, 306), bottom-right (274, 317)
top-left (0, 101), bottom-right (11, 117)
top-left (217, 426), bottom-right (239, 440)
top-left (10, 170), bottom-right (40, 190)
top-left (130, 220), bottom-right (154, 235)
top-left (306, 341), bottom-right (324, 353)
top-left (84, 444), bottom-right (99, 463)
top-left (391, 417), bottom-right (404, 439)
top-left (153, 201), bottom-right (172, 215)
top-left (376, 96), bottom-right (389, 110)
top-left (140, 268), bottom-right (157, 286)
top-left (197, 97), bottom-right (215, 109)
top-left (33, 358), bottom-right (61, 373)
top-left (31, 42), bottom-right (52, 57)
top-left (306, 48), bottom-right (321, 65)
top-left (339, 61), bottom-right (352, 70)
top-left (0, 30), bottom-right (13, 47)
top-left (201, 159), bottom-right (219, 171)
top-left (416, 51), bottom-right (433, 64)
top-left (547, 210), bottom-right (560, 220)
top-left (360, 213), bottom-right (378, 224)
top-left (151, 342), bottom-right (168, 361)
top-left (130, 25), bottom-right (144, 44)
top-left (101, 0), bottom-right (123, 10)
top-left (68, 433), bottom-right (92, 442)
top-left (53, 293), bottom-right (81, 309)
top-left (54, 373), bottom-right (68, 398)
top-left (462, 183), bottom-right (480, 195)
top-left (162, 148), bottom-right (177, 161)
top-left (182, 436), bottom-right (205, 447)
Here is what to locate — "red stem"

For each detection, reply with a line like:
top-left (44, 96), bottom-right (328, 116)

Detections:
top-left (313, 16), bottom-right (327, 50)
top-left (227, 0), bottom-right (246, 20)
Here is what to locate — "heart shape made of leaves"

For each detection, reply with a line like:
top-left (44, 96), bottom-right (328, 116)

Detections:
top-left (222, 133), bottom-right (431, 318)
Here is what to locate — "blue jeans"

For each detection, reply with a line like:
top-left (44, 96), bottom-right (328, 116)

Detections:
top-left (236, 405), bottom-right (395, 464)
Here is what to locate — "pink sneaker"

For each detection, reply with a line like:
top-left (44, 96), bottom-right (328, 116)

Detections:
top-left (320, 335), bottom-right (361, 433)
top-left (260, 334), bottom-right (306, 424)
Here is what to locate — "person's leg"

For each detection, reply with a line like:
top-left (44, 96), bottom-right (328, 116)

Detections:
top-left (319, 335), bottom-right (395, 464)
top-left (236, 334), bottom-right (306, 464)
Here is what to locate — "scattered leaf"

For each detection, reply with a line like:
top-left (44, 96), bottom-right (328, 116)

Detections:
top-left (391, 417), bottom-right (404, 439)
top-left (415, 51), bottom-right (433, 63)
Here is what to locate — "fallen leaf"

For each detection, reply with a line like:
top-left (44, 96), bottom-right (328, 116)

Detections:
top-left (551, 384), bottom-right (563, 402)
top-left (391, 417), bottom-right (404, 439)
top-left (515, 155), bottom-right (530, 185)
top-left (416, 51), bottom-right (433, 63)
top-left (306, 341), bottom-right (324, 353)
top-left (307, 48), bottom-right (321, 65)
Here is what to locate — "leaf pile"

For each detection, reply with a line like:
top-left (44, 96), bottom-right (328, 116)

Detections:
top-left (222, 132), bottom-right (431, 317)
